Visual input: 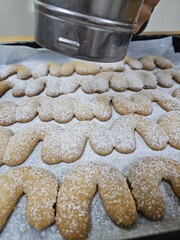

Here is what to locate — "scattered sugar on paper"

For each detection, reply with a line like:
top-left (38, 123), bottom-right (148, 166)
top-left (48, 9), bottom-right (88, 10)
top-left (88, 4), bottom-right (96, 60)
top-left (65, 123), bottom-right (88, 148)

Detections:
top-left (0, 48), bottom-right (180, 240)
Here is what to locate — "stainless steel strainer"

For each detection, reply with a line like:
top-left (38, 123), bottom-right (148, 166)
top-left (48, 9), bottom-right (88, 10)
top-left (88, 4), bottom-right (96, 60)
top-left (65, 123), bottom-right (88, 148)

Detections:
top-left (34, 0), bottom-right (143, 62)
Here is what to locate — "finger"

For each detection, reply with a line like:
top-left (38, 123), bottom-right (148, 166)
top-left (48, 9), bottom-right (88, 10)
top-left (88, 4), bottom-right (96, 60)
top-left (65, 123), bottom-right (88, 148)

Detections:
top-left (134, 0), bottom-right (160, 33)
top-left (135, 4), bottom-right (151, 33)
top-left (144, 0), bottom-right (160, 9)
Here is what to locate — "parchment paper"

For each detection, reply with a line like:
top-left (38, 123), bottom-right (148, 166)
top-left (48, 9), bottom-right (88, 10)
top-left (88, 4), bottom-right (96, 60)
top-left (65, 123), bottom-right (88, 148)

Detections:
top-left (0, 36), bottom-right (180, 240)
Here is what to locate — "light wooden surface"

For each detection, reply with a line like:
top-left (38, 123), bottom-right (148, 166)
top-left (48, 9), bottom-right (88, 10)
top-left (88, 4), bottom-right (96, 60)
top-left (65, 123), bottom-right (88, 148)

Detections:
top-left (0, 32), bottom-right (179, 44)
top-left (140, 31), bottom-right (180, 36)
top-left (0, 36), bottom-right (34, 43)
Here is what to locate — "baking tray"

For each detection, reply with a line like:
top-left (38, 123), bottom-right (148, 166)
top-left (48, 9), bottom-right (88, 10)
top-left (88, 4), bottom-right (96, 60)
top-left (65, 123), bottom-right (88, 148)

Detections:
top-left (0, 36), bottom-right (180, 240)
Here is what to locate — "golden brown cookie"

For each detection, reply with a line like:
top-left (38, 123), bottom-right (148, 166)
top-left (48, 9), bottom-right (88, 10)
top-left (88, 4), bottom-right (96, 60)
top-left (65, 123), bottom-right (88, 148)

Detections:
top-left (56, 162), bottom-right (137, 240)
top-left (0, 101), bottom-right (17, 126)
top-left (0, 64), bottom-right (31, 80)
top-left (41, 123), bottom-right (87, 164)
top-left (92, 94), bottom-right (112, 121)
top-left (53, 95), bottom-right (75, 123)
top-left (38, 96), bottom-right (54, 121)
top-left (155, 69), bottom-right (180, 88)
top-left (25, 79), bottom-right (45, 97)
top-left (136, 70), bottom-right (157, 89)
top-left (15, 96), bottom-right (40, 123)
top-left (124, 56), bottom-right (143, 70)
top-left (110, 70), bottom-right (157, 92)
top-left (87, 122), bottom-right (114, 156)
top-left (109, 72), bottom-right (129, 92)
top-left (98, 61), bottom-right (125, 72)
top-left (135, 114), bottom-right (169, 151)
top-left (0, 81), bottom-right (13, 97)
top-left (12, 81), bottom-right (26, 97)
top-left (158, 111), bottom-right (180, 149)
top-left (31, 62), bottom-right (49, 79)
top-left (73, 96), bottom-right (94, 121)
top-left (110, 114), bottom-right (137, 153)
top-left (3, 124), bottom-right (47, 166)
top-left (59, 61), bottom-right (76, 76)
top-left (139, 55), bottom-right (173, 70)
top-left (128, 156), bottom-right (180, 220)
top-left (0, 166), bottom-right (58, 231)
top-left (48, 62), bottom-right (62, 77)
top-left (112, 94), bottom-right (136, 115)
top-left (0, 127), bottom-right (13, 166)
top-left (75, 61), bottom-right (101, 75)
top-left (111, 114), bottom-right (169, 153)
top-left (172, 88), bottom-right (180, 100)
top-left (80, 72), bottom-right (110, 94)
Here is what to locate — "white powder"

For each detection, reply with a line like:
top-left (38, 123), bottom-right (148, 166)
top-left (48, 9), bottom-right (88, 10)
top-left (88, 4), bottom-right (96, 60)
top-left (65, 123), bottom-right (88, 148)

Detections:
top-left (0, 43), bottom-right (180, 240)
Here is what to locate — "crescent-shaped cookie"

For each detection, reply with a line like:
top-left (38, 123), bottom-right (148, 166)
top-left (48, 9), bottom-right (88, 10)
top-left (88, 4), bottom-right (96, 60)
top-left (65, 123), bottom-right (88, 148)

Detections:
top-left (128, 156), bottom-right (180, 220)
top-left (0, 167), bottom-right (58, 231)
top-left (0, 65), bottom-right (31, 81)
top-left (56, 162), bottom-right (137, 240)
top-left (158, 111), bottom-right (180, 149)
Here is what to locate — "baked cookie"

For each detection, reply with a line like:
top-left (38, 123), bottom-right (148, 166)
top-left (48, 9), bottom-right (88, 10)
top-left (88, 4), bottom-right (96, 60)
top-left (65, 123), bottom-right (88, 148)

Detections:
top-left (12, 81), bottom-right (26, 97)
top-left (53, 95), bottom-right (74, 123)
top-left (158, 111), bottom-right (180, 149)
top-left (25, 79), bottom-right (45, 97)
top-left (56, 162), bottom-right (137, 240)
top-left (80, 72), bottom-right (110, 94)
top-left (3, 124), bottom-right (47, 166)
top-left (15, 96), bottom-right (40, 123)
top-left (0, 127), bottom-right (13, 166)
top-left (110, 70), bottom-right (157, 92)
top-left (111, 114), bottom-right (169, 153)
top-left (0, 81), bottom-right (13, 97)
top-left (75, 61), bottom-right (101, 75)
top-left (0, 101), bottom-right (17, 126)
top-left (97, 61), bottom-right (125, 72)
top-left (139, 55), bottom-right (173, 70)
top-left (124, 56), bottom-right (143, 70)
top-left (172, 88), bottom-right (180, 100)
top-left (0, 64), bottom-right (31, 80)
top-left (0, 166), bottom-right (58, 231)
top-left (155, 69), bottom-right (180, 88)
top-left (41, 123), bottom-right (87, 164)
top-left (128, 156), bottom-right (180, 220)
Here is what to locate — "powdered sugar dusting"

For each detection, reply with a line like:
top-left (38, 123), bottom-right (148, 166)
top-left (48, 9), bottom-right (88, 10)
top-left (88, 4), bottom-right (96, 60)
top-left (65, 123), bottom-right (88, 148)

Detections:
top-left (0, 39), bottom-right (180, 240)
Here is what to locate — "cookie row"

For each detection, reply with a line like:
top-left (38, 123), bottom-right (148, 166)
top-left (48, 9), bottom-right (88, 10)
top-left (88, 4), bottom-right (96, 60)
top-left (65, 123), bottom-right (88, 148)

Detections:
top-left (0, 61), bottom-right (123, 81)
top-left (59, 157), bottom-right (180, 240)
top-left (30, 55), bottom-right (173, 78)
top-left (0, 55), bottom-right (173, 81)
top-left (0, 156), bottom-right (179, 240)
top-left (0, 70), bottom-right (154, 97)
top-left (1, 68), bottom-right (180, 98)
top-left (125, 55), bottom-right (173, 70)
top-left (0, 89), bottom-right (179, 126)
top-left (1, 112), bottom-right (179, 166)
top-left (0, 166), bottom-right (57, 232)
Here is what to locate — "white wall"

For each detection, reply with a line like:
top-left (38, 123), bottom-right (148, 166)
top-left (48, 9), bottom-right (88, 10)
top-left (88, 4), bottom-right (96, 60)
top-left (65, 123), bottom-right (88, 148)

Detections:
top-left (0, 0), bottom-right (34, 37)
top-left (145, 0), bottom-right (180, 32)
top-left (0, 0), bottom-right (179, 38)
